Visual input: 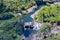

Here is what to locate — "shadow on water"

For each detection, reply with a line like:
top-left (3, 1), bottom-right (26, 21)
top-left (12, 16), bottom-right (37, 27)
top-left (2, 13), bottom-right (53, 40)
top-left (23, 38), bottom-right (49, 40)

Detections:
top-left (23, 29), bottom-right (37, 37)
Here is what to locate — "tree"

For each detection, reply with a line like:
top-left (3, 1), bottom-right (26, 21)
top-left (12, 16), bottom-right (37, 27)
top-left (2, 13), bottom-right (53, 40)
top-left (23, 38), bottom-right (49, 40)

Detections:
top-left (3, 0), bottom-right (36, 13)
top-left (0, 8), bottom-right (23, 40)
top-left (35, 4), bottom-right (60, 23)
top-left (39, 23), bottom-right (51, 39)
top-left (45, 33), bottom-right (60, 40)
top-left (0, 14), bottom-right (23, 40)
top-left (0, 0), bottom-right (36, 40)
top-left (40, 23), bottom-right (51, 32)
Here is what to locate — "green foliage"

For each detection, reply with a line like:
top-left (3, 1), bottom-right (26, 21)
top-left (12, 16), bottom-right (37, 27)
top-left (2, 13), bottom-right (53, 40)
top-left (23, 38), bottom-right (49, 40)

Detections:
top-left (0, 12), bottom-right (23, 40)
top-left (40, 23), bottom-right (51, 32)
top-left (0, 0), bottom-right (36, 40)
top-left (45, 36), bottom-right (56, 40)
top-left (0, 32), bottom-right (21, 40)
top-left (45, 33), bottom-right (60, 40)
top-left (0, 12), bottom-right (14, 20)
top-left (35, 4), bottom-right (60, 22)
top-left (2, 0), bottom-right (35, 12)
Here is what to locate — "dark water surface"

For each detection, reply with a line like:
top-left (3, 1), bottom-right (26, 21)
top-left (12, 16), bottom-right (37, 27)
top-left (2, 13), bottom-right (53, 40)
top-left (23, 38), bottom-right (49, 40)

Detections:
top-left (23, 5), bottom-right (42, 22)
top-left (22, 5), bottom-right (43, 37)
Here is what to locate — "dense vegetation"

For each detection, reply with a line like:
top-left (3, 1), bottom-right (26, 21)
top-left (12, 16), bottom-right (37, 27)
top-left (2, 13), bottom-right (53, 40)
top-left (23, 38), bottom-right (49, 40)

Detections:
top-left (39, 23), bottom-right (51, 39)
top-left (39, 23), bottom-right (60, 40)
top-left (1, 0), bottom-right (35, 13)
top-left (0, 12), bottom-right (23, 40)
top-left (45, 33), bottom-right (60, 40)
top-left (0, 0), bottom-right (60, 40)
top-left (0, 0), bottom-right (36, 40)
top-left (37, 4), bottom-right (60, 40)
top-left (35, 4), bottom-right (60, 23)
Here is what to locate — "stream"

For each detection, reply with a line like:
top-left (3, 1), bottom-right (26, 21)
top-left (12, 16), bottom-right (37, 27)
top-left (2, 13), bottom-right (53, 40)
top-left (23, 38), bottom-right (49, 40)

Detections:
top-left (23, 5), bottom-right (42, 22)
top-left (21, 5), bottom-right (43, 40)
